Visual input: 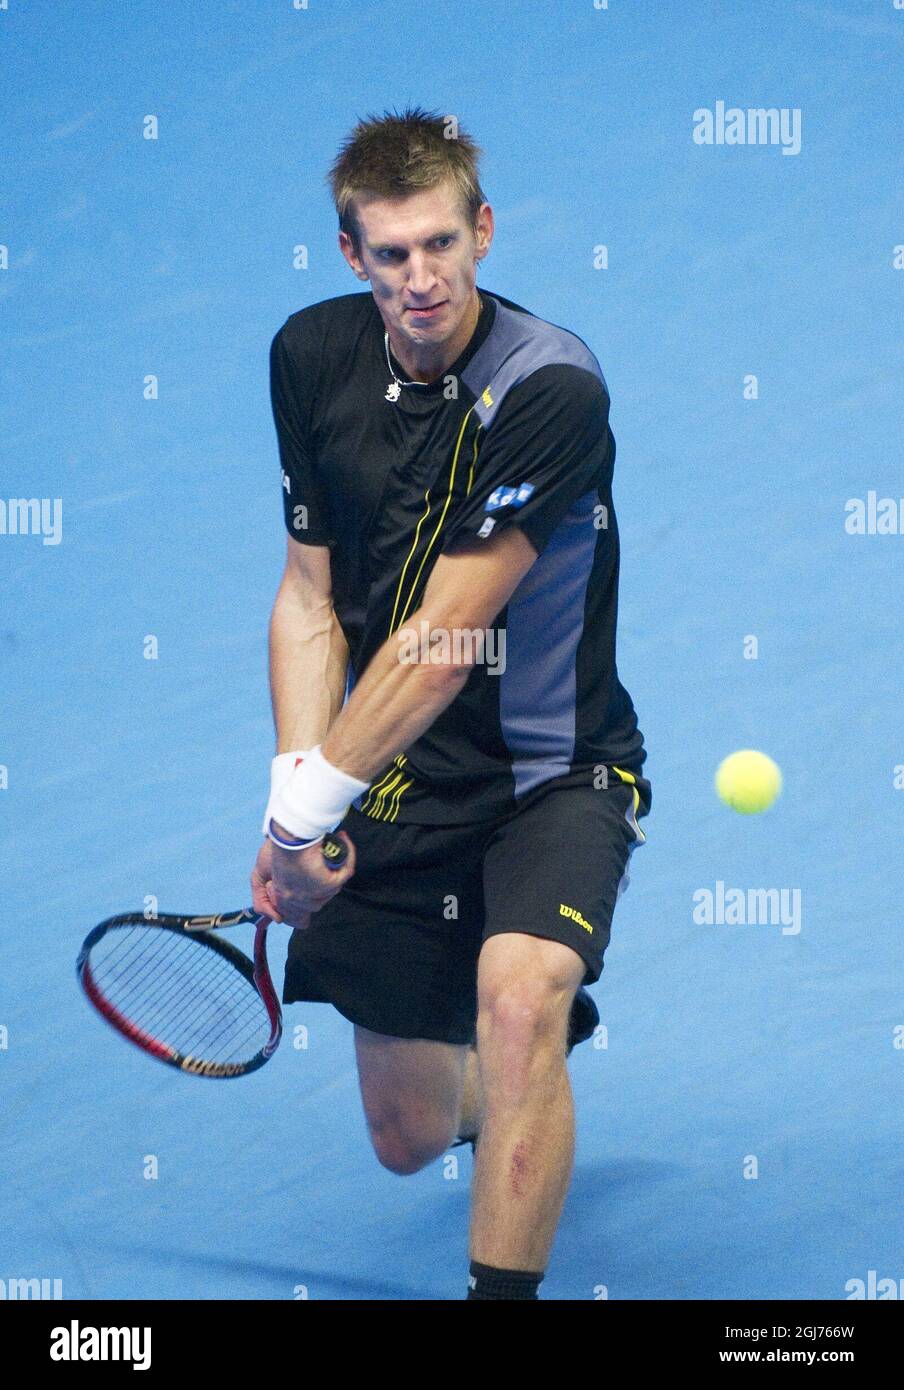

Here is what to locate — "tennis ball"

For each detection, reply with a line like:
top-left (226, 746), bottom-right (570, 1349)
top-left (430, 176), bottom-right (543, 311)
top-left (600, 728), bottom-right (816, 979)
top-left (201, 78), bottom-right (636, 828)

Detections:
top-left (715, 749), bottom-right (782, 814)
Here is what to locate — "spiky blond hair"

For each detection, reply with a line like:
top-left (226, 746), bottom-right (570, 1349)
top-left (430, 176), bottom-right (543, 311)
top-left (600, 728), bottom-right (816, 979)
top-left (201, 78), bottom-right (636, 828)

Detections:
top-left (327, 105), bottom-right (486, 253)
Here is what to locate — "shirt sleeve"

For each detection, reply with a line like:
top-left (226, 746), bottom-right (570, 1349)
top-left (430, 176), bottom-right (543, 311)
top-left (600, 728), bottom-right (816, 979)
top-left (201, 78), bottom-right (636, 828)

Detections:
top-left (269, 324), bottom-right (335, 546)
top-left (441, 364), bottom-right (611, 557)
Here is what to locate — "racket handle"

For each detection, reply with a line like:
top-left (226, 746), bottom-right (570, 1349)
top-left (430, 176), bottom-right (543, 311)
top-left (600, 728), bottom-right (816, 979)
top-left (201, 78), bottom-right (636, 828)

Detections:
top-left (321, 833), bottom-right (349, 870)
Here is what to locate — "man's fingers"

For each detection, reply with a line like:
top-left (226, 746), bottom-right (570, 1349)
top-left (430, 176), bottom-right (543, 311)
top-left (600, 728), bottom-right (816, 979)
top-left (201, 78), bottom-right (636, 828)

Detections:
top-left (251, 862), bottom-right (283, 922)
top-left (267, 829), bottom-right (357, 921)
top-left (252, 887), bottom-right (283, 922)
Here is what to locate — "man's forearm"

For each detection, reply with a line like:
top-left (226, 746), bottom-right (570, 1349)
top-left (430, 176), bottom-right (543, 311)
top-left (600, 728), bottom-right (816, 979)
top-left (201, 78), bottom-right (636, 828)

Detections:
top-left (321, 609), bottom-right (472, 781)
top-left (268, 529), bottom-right (539, 841)
top-left (269, 575), bottom-right (349, 752)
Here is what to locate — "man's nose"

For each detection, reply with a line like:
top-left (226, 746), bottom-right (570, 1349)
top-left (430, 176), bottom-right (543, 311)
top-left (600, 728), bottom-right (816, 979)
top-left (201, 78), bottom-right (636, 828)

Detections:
top-left (405, 254), bottom-right (439, 297)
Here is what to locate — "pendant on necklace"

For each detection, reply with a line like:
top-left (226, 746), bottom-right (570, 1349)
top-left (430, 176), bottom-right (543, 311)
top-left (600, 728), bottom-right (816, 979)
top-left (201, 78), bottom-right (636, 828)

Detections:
top-left (385, 380), bottom-right (402, 402)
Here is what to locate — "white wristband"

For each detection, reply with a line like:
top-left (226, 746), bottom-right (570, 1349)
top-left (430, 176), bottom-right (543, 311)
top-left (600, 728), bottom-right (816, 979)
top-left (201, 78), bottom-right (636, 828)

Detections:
top-left (268, 744), bottom-right (370, 844)
top-left (261, 750), bottom-right (311, 836)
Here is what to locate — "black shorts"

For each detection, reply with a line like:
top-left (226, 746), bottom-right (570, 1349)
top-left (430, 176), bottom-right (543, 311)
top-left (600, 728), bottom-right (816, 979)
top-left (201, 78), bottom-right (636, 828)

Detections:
top-left (283, 767), bottom-right (651, 1045)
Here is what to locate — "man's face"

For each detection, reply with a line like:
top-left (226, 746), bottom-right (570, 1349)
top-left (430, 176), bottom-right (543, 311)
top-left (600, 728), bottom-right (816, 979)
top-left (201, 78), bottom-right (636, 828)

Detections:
top-left (340, 179), bottom-right (492, 353)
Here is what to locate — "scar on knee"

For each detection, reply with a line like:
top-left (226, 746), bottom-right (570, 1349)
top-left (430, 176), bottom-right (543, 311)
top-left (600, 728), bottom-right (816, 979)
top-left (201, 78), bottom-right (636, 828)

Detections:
top-left (510, 1140), bottom-right (531, 1196)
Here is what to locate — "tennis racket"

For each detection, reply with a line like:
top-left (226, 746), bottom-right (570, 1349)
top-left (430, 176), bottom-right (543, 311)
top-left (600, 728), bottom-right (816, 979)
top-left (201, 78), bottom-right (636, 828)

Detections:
top-left (76, 833), bottom-right (348, 1079)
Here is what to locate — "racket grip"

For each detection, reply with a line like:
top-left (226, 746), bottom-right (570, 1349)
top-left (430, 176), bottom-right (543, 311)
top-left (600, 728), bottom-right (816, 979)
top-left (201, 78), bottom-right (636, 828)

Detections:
top-left (321, 833), bottom-right (349, 870)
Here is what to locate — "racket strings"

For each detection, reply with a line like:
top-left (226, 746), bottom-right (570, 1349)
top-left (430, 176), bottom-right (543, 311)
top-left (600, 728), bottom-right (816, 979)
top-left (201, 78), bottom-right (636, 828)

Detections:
top-left (88, 925), bottom-right (272, 1064)
top-left (108, 942), bottom-right (242, 1045)
top-left (194, 995), bottom-right (273, 1057)
top-left (101, 940), bottom-right (267, 1062)
top-left (113, 931), bottom-right (238, 1024)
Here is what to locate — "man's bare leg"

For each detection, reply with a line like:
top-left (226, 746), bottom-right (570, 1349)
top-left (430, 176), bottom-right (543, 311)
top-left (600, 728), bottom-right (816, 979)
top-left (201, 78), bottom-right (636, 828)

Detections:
top-left (456, 1047), bottom-right (482, 1143)
top-left (354, 1026), bottom-right (470, 1174)
top-left (468, 933), bottom-right (585, 1274)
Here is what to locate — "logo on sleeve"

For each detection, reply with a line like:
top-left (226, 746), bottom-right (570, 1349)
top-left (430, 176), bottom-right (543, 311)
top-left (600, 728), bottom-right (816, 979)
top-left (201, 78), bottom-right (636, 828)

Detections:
top-left (484, 481), bottom-right (535, 514)
top-left (559, 903), bottom-right (593, 934)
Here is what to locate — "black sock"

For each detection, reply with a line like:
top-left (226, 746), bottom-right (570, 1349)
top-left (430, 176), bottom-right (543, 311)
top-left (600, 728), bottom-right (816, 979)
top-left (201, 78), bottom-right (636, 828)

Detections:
top-left (466, 1259), bottom-right (544, 1300)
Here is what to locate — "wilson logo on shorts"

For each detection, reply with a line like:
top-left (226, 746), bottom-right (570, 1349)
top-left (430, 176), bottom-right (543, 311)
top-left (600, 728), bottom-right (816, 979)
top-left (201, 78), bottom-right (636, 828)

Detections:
top-left (559, 903), bottom-right (593, 934)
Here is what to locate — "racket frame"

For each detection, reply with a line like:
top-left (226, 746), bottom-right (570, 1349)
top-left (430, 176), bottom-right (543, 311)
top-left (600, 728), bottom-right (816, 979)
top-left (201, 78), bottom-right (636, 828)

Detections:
top-left (77, 908), bottom-right (280, 1079)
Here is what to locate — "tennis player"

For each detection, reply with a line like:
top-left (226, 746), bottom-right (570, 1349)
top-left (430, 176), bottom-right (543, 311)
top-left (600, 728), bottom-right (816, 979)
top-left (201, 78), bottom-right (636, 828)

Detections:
top-left (251, 107), bottom-right (651, 1301)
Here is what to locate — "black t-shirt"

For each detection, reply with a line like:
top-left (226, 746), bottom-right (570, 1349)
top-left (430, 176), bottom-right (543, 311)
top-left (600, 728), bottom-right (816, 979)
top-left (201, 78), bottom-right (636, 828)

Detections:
top-left (269, 287), bottom-right (645, 824)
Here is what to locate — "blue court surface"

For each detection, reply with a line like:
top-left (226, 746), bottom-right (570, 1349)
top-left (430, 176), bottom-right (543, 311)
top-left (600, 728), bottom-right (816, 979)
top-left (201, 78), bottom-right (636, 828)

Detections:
top-left (2, 2), bottom-right (902, 1300)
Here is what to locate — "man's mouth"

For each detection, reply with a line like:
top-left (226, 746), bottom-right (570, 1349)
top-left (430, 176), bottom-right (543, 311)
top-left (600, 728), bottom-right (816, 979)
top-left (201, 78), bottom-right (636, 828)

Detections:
top-left (406, 300), bottom-right (447, 318)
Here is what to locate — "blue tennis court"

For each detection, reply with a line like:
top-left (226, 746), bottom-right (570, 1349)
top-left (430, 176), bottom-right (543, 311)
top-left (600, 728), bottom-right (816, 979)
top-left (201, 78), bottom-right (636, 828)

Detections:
top-left (3, 0), bottom-right (902, 1301)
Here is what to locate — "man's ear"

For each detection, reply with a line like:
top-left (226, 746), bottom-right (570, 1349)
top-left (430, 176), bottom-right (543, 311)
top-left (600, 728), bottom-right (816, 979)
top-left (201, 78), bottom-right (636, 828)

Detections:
top-left (338, 230), bottom-right (368, 281)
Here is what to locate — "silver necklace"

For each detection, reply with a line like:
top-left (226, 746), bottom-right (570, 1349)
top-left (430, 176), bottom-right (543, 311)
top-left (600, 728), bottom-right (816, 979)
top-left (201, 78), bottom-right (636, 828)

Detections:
top-left (383, 295), bottom-right (482, 402)
top-left (383, 332), bottom-right (428, 402)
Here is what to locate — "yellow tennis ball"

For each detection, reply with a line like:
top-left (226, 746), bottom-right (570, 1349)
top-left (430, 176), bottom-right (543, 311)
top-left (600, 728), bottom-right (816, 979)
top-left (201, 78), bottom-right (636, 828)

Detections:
top-left (715, 749), bottom-right (782, 814)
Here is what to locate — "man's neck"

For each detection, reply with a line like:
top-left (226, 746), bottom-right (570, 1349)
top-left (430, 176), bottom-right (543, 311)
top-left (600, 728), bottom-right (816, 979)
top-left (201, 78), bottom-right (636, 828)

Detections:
top-left (387, 290), bottom-right (482, 385)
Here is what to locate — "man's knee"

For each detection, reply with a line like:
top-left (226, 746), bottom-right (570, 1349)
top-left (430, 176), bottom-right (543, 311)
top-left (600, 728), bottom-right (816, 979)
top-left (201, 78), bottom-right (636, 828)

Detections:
top-left (368, 1111), bottom-right (455, 1175)
top-left (353, 1028), bottom-right (467, 1176)
top-left (476, 937), bottom-right (585, 1088)
top-left (475, 985), bottom-right (570, 1100)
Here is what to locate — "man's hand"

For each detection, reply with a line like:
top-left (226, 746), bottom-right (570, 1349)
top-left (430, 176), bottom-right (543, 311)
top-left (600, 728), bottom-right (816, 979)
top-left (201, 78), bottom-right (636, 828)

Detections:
top-left (251, 831), bottom-right (356, 928)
